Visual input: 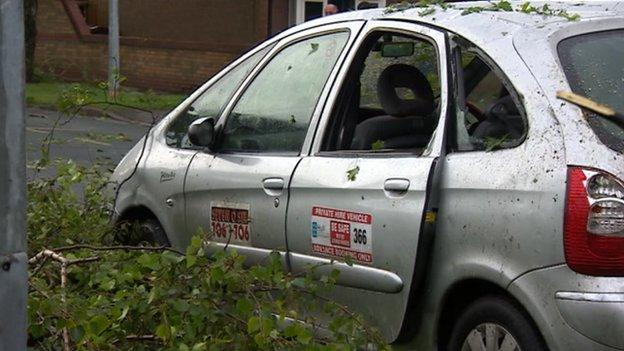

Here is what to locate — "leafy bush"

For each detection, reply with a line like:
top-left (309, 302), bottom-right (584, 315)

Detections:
top-left (28, 162), bottom-right (389, 350)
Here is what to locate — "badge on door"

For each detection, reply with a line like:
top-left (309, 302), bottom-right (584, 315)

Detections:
top-left (310, 206), bottom-right (373, 264)
top-left (210, 202), bottom-right (251, 245)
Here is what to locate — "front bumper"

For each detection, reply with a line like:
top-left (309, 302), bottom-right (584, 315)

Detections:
top-left (509, 264), bottom-right (624, 351)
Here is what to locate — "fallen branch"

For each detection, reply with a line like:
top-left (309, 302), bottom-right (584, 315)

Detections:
top-left (51, 244), bottom-right (184, 256)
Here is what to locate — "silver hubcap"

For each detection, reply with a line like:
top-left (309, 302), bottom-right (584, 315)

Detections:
top-left (461, 323), bottom-right (521, 351)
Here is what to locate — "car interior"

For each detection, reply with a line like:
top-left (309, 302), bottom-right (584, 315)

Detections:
top-left (322, 31), bottom-right (526, 154)
top-left (456, 50), bottom-right (526, 151)
top-left (323, 31), bottom-right (442, 152)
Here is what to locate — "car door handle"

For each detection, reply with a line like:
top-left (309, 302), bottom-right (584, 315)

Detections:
top-left (262, 178), bottom-right (284, 191)
top-left (384, 178), bottom-right (410, 193)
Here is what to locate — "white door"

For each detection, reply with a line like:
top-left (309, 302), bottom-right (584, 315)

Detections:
top-left (184, 23), bottom-right (364, 266)
top-left (285, 21), bottom-right (449, 341)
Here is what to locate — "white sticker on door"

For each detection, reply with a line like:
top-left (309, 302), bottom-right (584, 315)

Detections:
top-left (311, 206), bottom-right (373, 264)
top-left (210, 202), bottom-right (251, 245)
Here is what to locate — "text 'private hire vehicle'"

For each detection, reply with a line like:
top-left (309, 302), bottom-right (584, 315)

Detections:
top-left (111, 2), bottom-right (624, 350)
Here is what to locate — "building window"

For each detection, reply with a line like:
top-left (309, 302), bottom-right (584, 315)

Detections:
top-left (296, 0), bottom-right (328, 24)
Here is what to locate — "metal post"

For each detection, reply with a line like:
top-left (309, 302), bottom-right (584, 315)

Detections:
top-left (0, 0), bottom-right (28, 350)
top-left (108, 0), bottom-right (120, 98)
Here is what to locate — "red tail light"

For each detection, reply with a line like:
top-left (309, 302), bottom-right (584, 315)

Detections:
top-left (565, 167), bottom-right (624, 276)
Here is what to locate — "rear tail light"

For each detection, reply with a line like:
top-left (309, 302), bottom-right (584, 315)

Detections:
top-left (565, 167), bottom-right (624, 276)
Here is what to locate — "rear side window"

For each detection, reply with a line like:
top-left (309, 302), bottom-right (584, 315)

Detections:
top-left (558, 29), bottom-right (624, 153)
top-left (452, 47), bottom-right (527, 152)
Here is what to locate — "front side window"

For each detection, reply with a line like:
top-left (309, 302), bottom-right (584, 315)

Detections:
top-left (218, 31), bottom-right (350, 154)
top-left (452, 45), bottom-right (527, 152)
top-left (323, 31), bottom-right (441, 153)
top-left (165, 45), bottom-right (273, 148)
top-left (558, 29), bottom-right (624, 154)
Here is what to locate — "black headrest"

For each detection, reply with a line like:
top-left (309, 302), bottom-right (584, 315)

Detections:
top-left (377, 64), bottom-right (434, 117)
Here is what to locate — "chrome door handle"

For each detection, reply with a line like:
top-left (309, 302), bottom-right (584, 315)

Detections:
top-left (262, 178), bottom-right (284, 191)
top-left (384, 178), bottom-right (410, 192)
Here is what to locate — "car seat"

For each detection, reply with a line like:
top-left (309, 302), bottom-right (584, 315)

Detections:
top-left (350, 64), bottom-right (436, 150)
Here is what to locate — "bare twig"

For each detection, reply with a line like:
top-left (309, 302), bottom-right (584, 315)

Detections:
top-left (30, 255), bottom-right (49, 276)
top-left (60, 262), bottom-right (70, 351)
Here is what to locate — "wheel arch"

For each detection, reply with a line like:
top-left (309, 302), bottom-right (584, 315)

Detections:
top-left (115, 205), bottom-right (161, 226)
top-left (436, 278), bottom-right (546, 350)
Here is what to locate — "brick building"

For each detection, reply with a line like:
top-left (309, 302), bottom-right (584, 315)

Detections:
top-left (36, 0), bottom-right (395, 92)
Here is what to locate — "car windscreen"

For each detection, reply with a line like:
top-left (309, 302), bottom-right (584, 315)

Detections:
top-left (558, 29), bottom-right (624, 153)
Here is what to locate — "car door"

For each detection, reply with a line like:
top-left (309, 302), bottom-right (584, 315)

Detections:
top-left (284, 21), bottom-right (449, 341)
top-left (184, 22), bottom-right (364, 265)
top-left (139, 44), bottom-right (275, 250)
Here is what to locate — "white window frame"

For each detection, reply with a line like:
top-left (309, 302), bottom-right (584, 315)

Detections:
top-left (296, 0), bottom-right (329, 24)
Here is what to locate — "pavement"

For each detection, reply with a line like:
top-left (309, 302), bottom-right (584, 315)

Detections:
top-left (26, 107), bottom-right (154, 180)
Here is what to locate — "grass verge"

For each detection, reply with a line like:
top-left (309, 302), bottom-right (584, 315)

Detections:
top-left (26, 82), bottom-right (186, 111)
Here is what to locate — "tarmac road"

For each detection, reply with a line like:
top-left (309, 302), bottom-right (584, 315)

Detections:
top-left (27, 108), bottom-right (151, 180)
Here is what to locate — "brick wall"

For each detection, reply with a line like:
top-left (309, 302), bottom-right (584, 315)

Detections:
top-left (35, 0), bottom-right (402, 93)
top-left (35, 0), bottom-right (270, 92)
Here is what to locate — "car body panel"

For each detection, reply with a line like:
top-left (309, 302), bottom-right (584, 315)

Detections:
top-left (513, 17), bottom-right (624, 181)
top-left (112, 130), bottom-right (195, 249)
top-left (508, 264), bottom-right (624, 350)
top-left (184, 153), bottom-right (299, 255)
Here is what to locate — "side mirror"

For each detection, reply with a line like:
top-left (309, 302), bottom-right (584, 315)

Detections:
top-left (188, 117), bottom-right (215, 147)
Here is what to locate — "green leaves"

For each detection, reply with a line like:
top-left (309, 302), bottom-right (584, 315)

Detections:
top-left (384, 0), bottom-right (452, 14)
top-left (57, 84), bottom-right (94, 114)
top-left (371, 139), bottom-right (385, 150)
top-left (28, 165), bottom-right (389, 350)
top-left (484, 133), bottom-right (510, 152)
top-left (461, 1), bottom-right (581, 21)
top-left (87, 315), bottom-right (110, 336)
top-left (518, 2), bottom-right (581, 21)
top-left (346, 166), bottom-right (360, 181)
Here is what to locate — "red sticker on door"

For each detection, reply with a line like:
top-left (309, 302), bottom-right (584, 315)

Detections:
top-left (210, 202), bottom-right (251, 245)
top-left (311, 206), bottom-right (373, 264)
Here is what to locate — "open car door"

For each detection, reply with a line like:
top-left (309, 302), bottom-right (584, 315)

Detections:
top-left (284, 20), bottom-right (449, 341)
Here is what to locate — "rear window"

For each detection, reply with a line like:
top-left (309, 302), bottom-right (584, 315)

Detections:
top-left (558, 29), bottom-right (624, 153)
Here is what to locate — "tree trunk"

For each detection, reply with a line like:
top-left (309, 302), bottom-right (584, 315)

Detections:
top-left (24, 0), bottom-right (38, 83)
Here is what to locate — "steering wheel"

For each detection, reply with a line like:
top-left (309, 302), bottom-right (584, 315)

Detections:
top-left (466, 101), bottom-right (487, 122)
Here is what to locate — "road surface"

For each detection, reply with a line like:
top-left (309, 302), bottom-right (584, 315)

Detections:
top-left (27, 108), bottom-right (151, 180)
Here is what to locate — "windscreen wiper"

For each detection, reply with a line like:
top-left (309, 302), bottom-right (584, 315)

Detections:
top-left (557, 91), bottom-right (624, 129)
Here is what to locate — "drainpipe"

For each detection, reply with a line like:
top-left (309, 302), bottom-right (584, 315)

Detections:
top-left (0, 0), bottom-right (28, 350)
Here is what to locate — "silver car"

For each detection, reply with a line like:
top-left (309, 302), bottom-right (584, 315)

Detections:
top-left (112, 2), bottom-right (624, 350)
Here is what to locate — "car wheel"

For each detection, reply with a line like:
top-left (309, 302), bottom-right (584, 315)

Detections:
top-left (137, 218), bottom-right (170, 246)
top-left (447, 296), bottom-right (546, 351)
top-left (117, 218), bottom-right (170, 247)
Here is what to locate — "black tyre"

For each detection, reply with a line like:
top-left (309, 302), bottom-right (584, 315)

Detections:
top-left (447, 296), bottom-right (547, 351)
top-left (116, 217), bottom-right (170, 247)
